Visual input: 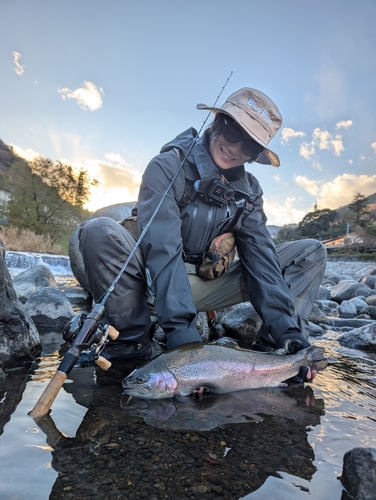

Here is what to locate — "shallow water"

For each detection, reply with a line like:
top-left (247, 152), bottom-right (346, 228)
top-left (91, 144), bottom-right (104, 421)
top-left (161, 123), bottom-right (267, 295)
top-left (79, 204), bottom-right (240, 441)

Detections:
top-left (0, 333), bottom-right (375, 499)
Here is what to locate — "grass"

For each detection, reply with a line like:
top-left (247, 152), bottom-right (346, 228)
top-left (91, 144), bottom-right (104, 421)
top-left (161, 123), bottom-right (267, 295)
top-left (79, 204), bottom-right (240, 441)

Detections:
top-left (0, 226), bottom-right (64, 254)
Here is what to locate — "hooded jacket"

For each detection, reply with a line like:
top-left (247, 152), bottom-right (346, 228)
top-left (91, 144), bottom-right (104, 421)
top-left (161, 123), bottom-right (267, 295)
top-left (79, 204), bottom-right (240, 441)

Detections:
top-left (137, 128), bottom-right (300, 349)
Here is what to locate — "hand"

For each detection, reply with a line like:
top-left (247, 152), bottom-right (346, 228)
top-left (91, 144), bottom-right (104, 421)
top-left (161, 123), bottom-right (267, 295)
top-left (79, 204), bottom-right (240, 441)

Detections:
top-left (288, 366), bottom-right (317, 383)
top-left (276, 330), bottom-right (310, 354)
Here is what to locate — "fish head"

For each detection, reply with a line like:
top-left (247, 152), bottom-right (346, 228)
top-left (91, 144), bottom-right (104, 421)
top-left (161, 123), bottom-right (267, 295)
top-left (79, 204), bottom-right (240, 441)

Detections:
top-left (122, 367), bottom-right (179, 399)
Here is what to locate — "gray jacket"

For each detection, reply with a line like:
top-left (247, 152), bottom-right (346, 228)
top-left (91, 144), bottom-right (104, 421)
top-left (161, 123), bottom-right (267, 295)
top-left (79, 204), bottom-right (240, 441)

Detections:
top-left (137, 128), bottom-right (300, 349)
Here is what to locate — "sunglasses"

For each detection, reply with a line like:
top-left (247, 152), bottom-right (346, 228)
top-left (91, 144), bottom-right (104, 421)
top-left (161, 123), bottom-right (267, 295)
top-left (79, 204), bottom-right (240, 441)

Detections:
top-left (222, 117), bottom-right (260, 159)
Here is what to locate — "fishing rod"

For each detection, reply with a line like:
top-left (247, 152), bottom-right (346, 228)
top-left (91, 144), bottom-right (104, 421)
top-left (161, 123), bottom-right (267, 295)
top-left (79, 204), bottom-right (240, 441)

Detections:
top-left (29, 72), bottom-right (233, 418)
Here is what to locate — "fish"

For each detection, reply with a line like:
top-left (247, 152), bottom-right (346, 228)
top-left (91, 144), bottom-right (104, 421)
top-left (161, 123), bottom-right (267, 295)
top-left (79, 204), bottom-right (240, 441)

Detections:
top-left (122, 342), bottom-right (327, 399)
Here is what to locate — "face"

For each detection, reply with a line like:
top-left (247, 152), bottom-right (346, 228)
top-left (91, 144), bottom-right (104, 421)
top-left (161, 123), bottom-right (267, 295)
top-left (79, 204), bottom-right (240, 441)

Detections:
top-left (209, 125), bottom-right (252, 170)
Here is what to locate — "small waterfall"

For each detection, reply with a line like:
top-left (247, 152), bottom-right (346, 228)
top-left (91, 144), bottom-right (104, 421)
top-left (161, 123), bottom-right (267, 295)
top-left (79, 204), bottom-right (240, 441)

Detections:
top-left (5, 251), bottom-right (72, 276)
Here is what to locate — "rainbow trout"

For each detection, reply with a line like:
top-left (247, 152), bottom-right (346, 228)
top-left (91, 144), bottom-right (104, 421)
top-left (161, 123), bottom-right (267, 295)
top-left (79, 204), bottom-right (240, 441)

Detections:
top-left (122, 343), bottom-right (326, 399)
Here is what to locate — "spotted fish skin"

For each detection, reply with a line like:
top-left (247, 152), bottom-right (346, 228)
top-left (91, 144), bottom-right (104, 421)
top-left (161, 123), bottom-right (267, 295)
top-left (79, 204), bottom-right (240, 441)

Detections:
top-left (122, 343), bottom-right (326, 399)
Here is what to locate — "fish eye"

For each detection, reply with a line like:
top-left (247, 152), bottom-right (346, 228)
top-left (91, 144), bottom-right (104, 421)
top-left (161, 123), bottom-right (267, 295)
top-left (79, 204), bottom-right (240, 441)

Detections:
top-left (136, 377), bottom-right (145, 384)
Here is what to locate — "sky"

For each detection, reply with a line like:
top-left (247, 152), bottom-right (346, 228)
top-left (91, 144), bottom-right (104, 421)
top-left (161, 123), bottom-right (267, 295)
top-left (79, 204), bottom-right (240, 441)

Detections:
top-left (1, 0), bottom-right (376, 226)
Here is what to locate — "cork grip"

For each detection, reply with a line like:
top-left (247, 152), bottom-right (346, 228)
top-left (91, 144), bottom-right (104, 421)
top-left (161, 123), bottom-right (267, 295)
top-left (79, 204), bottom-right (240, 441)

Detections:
top-left (28, 370), bottom-right (67, 418)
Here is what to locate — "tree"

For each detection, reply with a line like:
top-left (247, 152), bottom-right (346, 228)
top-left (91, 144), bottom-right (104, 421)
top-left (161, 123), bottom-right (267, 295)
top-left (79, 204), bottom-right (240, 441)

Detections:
top-left (2, 157), bottom-right (96, 244)
top-left (348, 192), bottom-right (370, 227)
top-left (297, 208), bottom-right (338, 239)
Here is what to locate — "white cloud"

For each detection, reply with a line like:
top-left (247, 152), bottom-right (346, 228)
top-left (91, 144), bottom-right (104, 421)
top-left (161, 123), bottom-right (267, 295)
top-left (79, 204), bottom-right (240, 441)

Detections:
top-left (11, 144), bottom-right (42, 162)
top-left (312, 160), bottom-right (322, 171)
top-left (294, 175), bottom-right (319, 196)
top-left (280, 128), bottom-right (306, 144)
top-left (13, 51), bottom-right (24, 76)
top-left (81, 154), bottom-right (142, 211)
top-left (58, 81), bottom-right (104, 111)
top-left (295, 173), bottom-right (376, 210)
top-left (263, 197), bottom-right (306, 226)
top-left (371, 142), bottom-right (376, 153)
top-left (336, 120), bottom-right (353, 130)
top-left (273, 174), bottom-right (281, 182)
top-left (299, 127), bottom-right (344, 160)
top-left (299, 142), bottom-right (315, 160)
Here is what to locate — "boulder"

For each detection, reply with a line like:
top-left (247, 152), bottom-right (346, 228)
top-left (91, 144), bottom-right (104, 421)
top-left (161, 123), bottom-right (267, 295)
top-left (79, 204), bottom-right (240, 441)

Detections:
top-left (331, 281), bottom-right (373, 303)
top-left (366, 295), bottom-right (376, 307)
top-left (316, 285), bottom-right (332, 301)
top-left (24, 287), bottom-right (74, 330)
top-left (69, 202), bottom-right (135, 291)
top-left (0, 239), bottom-right (41, 368)
top-left (359, 306), bottom-right (376, 320)
top-left (309, 303), bottom-right (331, 324)
top-left (337, 300), bottom-right (357, 319)
top-left (338, 323), bottom-right (376, 350)
top-left (315, 299), bottom-right (338, 316)
top-left (219, 302), bottom-right (261, 342)
top-left (349, 296), bottom-right (369, 313)
top-left (12, 265), bottom-right (57, 303)
top-left (360, 275), bottom-right (376, 289)
top-left (341, 447), bottom-right (376, 500)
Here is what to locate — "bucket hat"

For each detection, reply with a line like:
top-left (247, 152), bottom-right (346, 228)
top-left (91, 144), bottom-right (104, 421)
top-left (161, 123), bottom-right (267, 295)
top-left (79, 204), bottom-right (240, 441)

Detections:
top-left (197, 87), bottom-right (282, 167)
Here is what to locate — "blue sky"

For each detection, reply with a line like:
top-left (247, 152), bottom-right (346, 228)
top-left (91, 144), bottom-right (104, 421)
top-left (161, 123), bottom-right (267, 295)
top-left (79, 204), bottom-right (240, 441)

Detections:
top-left (1, 0), bottom-right (376, 225)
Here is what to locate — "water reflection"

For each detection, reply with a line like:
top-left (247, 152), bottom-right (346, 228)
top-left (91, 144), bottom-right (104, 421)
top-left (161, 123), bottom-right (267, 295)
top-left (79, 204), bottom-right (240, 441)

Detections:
top-left (32, 368), bottom-right (325, 499)
top-left (121, 385), bottom-right (323, 432)
top-left (2, 334), bottom-right (376, 499)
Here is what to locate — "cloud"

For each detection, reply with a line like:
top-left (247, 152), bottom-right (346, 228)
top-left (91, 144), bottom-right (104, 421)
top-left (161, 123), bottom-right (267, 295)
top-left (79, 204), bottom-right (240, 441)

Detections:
top-left (81, 154), bottom-right (142, 211)
top-left (263, 197), bottom-right (307, 226)
top-left (13, 51), bottom-right (24, 76)
top-left (58, 81), bottom-right (104, 111)
top-left (371, 142), bottom-right (376, 153)
top-left (11, 144), bottom-right (42, 162)
top-left (299, 127), bottom-right (344, 160)
top-left (280, 128), bottom-right (306, 144)
top-left (294, 173), bottom-right (376, 210)
top-left (336, 120), bottom-right (353, 130)
top-left (299, 143), bottom-right (315, 160)
top-left (294, 175), bottom-right (320, 196)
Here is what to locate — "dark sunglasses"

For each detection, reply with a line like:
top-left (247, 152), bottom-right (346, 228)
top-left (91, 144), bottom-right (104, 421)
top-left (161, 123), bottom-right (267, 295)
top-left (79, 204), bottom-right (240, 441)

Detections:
top-left (222, 117), bottom-right (260, 159)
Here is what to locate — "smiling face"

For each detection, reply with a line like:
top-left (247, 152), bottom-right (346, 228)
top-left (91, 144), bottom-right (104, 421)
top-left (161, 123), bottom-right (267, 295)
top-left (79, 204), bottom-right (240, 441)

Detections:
top-left (209, 132), bottom-right (251, 170)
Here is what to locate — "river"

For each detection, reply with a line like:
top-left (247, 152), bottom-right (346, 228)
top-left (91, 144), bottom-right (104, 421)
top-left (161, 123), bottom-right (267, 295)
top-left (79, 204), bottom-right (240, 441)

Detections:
top-left (0, 254), bottom-right (375, 499)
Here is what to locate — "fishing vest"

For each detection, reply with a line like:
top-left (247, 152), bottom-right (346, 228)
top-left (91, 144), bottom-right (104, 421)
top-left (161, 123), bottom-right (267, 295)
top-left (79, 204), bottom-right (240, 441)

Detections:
top-left (176, 150), bottom-right (255, 264)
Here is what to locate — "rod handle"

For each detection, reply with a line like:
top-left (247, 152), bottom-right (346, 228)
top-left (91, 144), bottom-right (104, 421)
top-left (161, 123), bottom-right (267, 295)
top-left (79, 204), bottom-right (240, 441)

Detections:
top-left (95, 356), bottom-right (111, 371)
top-left (28, 370), bottom-right (67, 418)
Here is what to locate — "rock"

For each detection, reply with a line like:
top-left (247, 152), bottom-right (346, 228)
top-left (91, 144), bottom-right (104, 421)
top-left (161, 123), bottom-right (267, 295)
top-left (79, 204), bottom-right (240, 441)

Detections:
top-left (337, 300), bottom-right (357, 319)
top-left (338, 323), bottom-right (376, 350)
top-left (220, 302), bottom-right (261, 342)
top-left (195, 312), bottom-right (210, 342)
top-left (360, 275), bottom-right (376, 289)
top-left (69, 202), bottom-right (135, 290)
top-left (62, 285), bottom-right (92, 308)
top-left (366, 295), bottom-right (376, 307)
top-left (359, 306), bottom-right (376, 320)
top-left (309, 303), bottom-right (331, 324)
top-left (24, 287), bottom-right (74, 330)
top-left (315, 299), bottom-right (339, 316)
top-left (331, 281), bottom-right (373, 303)
top-left (12, 265), bottom-right (57, 303)
top-left (308, 321), bottom-right (326, 337)
top-left (340, 447), bottom-right (376, 500)
top-left (316, 285), bottom-right (331, 300)
top-left (328, 318), bottom-right (375, 329)
top-left (349, 296), bottom-right (369, 313)
top-left (0, 239), bottom-right (41, 368)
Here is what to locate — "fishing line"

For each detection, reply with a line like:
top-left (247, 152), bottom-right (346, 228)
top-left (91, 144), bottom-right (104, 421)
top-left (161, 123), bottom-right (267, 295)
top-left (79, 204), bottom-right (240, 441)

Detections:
top-left (98, 71), bottom-right (233, 306)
